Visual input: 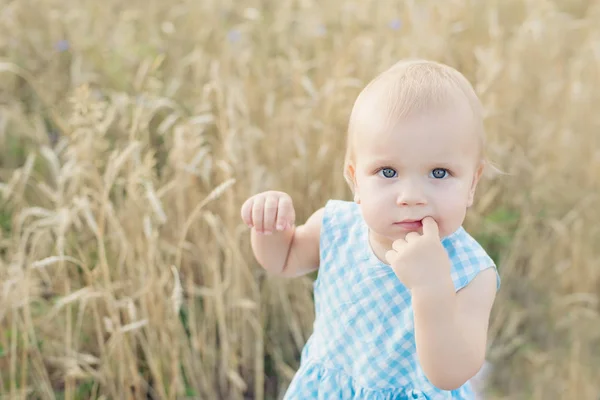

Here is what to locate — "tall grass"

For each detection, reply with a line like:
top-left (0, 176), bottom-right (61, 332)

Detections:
top-left (1, 0), bottom-right (599, 398)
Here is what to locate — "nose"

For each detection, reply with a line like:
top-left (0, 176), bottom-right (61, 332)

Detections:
top-left (396, 179), bottom-right (427, 206)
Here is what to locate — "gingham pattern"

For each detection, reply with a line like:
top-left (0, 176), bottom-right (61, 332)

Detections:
top-left (283, 200), bottom-right (500, 400)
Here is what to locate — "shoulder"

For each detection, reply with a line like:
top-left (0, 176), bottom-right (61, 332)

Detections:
top-left (297, 199), bottom-right (359, 242)
top-left (322, 199), bottom-right (361, 226)
top-left (441, 226), bottom-right (494, 266)
top-left (442, 227), bottom-right (501, 292)
top-left (323, 199), bottom-right (360, 214)
top-left (295, 206), bottom-right (326, 246)
top-left (319, 199), bottom-right (362, 248)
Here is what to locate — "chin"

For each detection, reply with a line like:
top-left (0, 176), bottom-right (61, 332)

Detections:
top-left (440, 225), bottom-right (461, 239)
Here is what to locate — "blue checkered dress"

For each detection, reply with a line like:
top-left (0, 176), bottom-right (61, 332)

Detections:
top-left (283, 200), bottom-right (500, 400)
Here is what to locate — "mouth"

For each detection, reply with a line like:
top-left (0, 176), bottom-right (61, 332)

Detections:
top-left (393, 219), bottom-right (423, 229)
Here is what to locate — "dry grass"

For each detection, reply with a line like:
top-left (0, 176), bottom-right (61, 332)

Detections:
top-left (0, 0), bottom-right (599, 399)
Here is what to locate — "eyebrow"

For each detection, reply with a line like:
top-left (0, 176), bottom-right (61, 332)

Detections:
top-left (365, 159), bottom-right (464, 171)
top-left (430, 161), bottom-right (462, 170)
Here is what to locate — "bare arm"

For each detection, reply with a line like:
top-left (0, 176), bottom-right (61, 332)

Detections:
top-left (242, 191), bottom-right (322, 278)
top-left (411, 267), bottom-right (498, 390)
top-left (251, 208), bottom-right (323, 278)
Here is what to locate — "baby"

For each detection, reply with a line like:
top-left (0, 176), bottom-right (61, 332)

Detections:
top-left (241, 59), bottom-right (500, 399)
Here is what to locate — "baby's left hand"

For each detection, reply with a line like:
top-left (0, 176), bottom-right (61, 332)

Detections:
top-left (385, 217), bottom-right (452, 291)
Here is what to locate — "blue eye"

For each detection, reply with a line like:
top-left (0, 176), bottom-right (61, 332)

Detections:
top-left (379, 168), bottom-right (397, 178)
top-left (430, 168), bottom-right (448, 179)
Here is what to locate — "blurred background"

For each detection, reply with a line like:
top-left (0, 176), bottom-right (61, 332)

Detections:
top-left (1, 0), bottom-right (599, 399)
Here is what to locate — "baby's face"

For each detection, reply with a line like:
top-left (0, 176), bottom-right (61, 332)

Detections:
top-left (350, 105), bottom-right (483, 245)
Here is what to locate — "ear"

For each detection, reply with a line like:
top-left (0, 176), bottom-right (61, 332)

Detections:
top-left (346, 163), bottom-right (360, 204)
top-left (467, 161), bottom-right (484, 207)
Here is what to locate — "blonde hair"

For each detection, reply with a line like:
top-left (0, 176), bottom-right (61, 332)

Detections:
top-left (343, 59), bottom-right (488, 191)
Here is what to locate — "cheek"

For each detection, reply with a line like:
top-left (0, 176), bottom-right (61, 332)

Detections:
top-left (356, 181), bottom-right (392, 225)
top-left (360, 174), bottom-right (396, 193)
top-left (357, 176), bottom-right (384, 199)
top-left (433, 184), bottom-right (471, 235)
top-left (359, 181), bottom-right (396, 210)
top-left (359, 192), bottom-right (387, 217)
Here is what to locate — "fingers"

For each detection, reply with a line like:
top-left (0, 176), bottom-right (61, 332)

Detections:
top-left (241, 192), bottom-right (295, 234)
top-left (252, 196), bottom-right (265, 233)
top-left (404, 232), bottom-right (420, 243)
top-left (276, 195), bottom-right (295, 231)
top-left (422, 216), bottom-right (439, 238)
top-left (261, 195), bottom-right (279, 234)
top-left (392, 238), bottom-right (407, 252)
top-left (385, 249), bottom-right (398, 265)
top-left (241, 198), bottom-right (254, 227)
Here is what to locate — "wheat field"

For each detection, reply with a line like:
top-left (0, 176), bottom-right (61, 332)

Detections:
top-left (1, 0), bottom-right (599, 399)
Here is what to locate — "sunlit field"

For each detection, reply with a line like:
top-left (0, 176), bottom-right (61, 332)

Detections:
top-left (1, 0), bottom-right (599, 398)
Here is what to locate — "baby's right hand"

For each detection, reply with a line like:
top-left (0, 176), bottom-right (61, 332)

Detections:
top-left (241, 191), bottom-right (296, 235)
